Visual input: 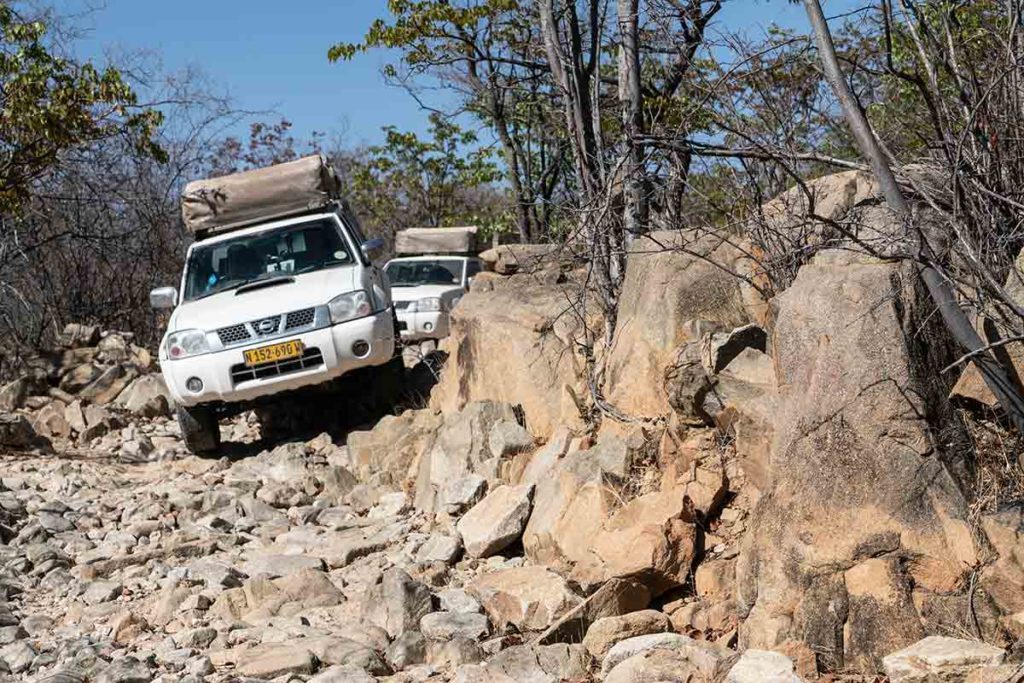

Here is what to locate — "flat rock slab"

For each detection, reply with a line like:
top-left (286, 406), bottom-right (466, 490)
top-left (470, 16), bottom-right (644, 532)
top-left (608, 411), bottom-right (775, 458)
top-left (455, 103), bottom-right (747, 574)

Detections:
top-left (882, 636), bottom-right (1006, 683)
top-left (602, 632), bottom-right (733, 678)
top-left (420, 611), bottom-right (491, 642)
top-left (583, 610), bottom-right (672, 659)
top-left (239, 554), bottom-right (325, 578)
top-left (233, 646), bottom-right (318, 678)
top-left (725, 649), bottom-right (801, 682)
top-left (470, 566), bottom-right (581, 632)
top-left (457, 483), bottom-right (535, 558)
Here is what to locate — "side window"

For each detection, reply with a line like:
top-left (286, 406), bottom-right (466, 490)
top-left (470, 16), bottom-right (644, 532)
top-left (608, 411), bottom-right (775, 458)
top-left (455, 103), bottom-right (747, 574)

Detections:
top-left (465, 259), bottom-right (482, 282)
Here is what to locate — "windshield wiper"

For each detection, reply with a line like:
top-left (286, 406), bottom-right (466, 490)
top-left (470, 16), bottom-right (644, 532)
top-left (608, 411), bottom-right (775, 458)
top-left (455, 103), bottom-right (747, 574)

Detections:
top-left (235, 275), bottom-right (294, 295)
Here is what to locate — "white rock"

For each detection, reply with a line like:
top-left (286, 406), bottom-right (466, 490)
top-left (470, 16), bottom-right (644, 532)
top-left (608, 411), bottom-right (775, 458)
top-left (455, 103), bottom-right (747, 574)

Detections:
top-left (603, 632), bottom-right (729, 677)
top-left (415, 534), bottom-right (462, 564)
top-left (725, 649), bottom-right (801, 683)
top-left (456, 484), bottom-right (534, 558)
top-left (437, 588), bottom-right (482, 614)
top-left (882, 636), bottom-right (1006, 683)
top-left (420, 611), bottom-right (490, 642)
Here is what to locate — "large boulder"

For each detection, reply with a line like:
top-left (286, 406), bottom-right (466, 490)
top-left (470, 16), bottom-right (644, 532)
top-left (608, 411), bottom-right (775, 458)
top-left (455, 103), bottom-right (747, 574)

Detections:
top-left (0, 414), bottom-right (48, 450)
top-left (361, 568), bottom-right (433, 639)
top-left (602, 231), bottom-right (749, 422)
top-left (570, 487), bottom-right (697, 595)
top-left (521, 438), bottom-right (630, 571)
top-left (582, 610), bottom-right (672, 659)
top-left (78, 365), bottom-right (138, 404)
top-left (478, 244), bottom-right (561, 275)
top-left (469, 566), bottom-right (581, 632)
top-left (737, 250), bottom-right (982, 674)
top-left (429, 268), bottom-right (595, 438)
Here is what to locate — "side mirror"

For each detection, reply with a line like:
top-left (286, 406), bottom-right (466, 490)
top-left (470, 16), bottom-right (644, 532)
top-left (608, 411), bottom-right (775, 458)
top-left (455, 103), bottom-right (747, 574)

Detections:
top-left (361, 238), bottom-right (385, 259)
top-left (150, 287), bottom-right (178, 310)
top-left (466, 276), bottom-right (475, 291)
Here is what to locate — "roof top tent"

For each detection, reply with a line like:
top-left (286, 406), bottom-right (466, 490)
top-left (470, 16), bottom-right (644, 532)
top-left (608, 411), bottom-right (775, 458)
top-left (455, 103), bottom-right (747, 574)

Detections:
top-left (394, 226), bottom-right (479, 256)
top-left (180, 155), bottom-right (359, 239)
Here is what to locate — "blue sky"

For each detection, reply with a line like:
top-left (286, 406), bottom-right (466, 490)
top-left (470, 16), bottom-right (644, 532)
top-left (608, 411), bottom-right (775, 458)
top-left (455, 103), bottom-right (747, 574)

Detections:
top-left (70, 0), bottom-right (860, 147)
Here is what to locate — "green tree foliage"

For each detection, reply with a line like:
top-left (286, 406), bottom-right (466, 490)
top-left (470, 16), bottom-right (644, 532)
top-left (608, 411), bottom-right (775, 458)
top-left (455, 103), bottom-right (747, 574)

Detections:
top-left (341, 112), bottom-right (502, 236)
top-left (0, 5), bottom-right (162, 212)
top-left (331, 0), bottom-right (568, 242)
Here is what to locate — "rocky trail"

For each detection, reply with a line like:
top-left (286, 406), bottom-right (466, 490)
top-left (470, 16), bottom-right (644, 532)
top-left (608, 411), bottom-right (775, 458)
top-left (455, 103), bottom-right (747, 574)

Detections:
top-left (3, 172), bottom-right (1024, 682)
top-left (0, 402), bottom-right (748, 683)
top-left (0, 397), bottom-right (1011, 683)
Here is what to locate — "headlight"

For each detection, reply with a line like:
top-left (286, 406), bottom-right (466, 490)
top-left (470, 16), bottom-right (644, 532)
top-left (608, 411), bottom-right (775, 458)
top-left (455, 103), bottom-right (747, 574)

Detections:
top-left (166, 329), bottom-right (210, 360)
top-left (412, 297), bottom-right (443, 313)
top-left (329, 290), bottom-right (372, 324)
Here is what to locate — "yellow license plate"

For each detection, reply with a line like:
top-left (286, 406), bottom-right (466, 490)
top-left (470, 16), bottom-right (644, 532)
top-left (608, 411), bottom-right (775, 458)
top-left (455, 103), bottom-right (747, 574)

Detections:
top-left (243, 339), bottom-right (304, 366)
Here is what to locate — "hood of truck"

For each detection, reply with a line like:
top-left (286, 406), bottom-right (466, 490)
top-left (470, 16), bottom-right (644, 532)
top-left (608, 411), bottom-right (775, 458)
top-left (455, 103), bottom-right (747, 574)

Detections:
top-left (390, 284), bottom-right (464, 303)
top-left (169, 266), bottom-right (358, 332)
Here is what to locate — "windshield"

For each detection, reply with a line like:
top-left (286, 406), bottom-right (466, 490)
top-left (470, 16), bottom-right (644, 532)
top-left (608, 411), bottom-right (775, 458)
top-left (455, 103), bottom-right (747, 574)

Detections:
top-left (183, 218), bottom-right (354, 301)
top-left (385, 259), bottom-right (464, 287)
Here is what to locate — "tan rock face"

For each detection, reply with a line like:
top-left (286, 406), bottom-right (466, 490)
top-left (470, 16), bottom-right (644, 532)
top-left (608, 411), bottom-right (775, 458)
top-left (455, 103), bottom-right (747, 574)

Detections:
top-left (429, 269), bottom-right (595, 437)
top-left (737, 250), bottom-right (981, 673)
top-left (603, 231), bottom-right (749, 421)
top-left (412, 401), bottom-right (519, 512)
top-left (523, 460), bottom-right (617, 571)
top-left (469, 566), bottom-right (581, 632)
top-left (346, 408), bottom-right (443, 488)
top-left (570, 488), bottom-right (697, 595)
top-left (980, 507), bottom-right (1024, 614)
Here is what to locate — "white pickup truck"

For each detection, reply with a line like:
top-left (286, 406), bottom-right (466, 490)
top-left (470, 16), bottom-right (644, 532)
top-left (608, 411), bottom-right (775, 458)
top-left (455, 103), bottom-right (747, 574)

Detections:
top-left (385, 227), bottom-right (481, 347)
top-left (385, 255), bottom-right (481, 343)
top-left (150, 156), bottom-right (400, 453)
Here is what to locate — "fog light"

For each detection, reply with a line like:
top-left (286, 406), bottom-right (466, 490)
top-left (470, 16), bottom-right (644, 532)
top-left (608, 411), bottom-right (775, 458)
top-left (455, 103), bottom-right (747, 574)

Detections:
top-left (351, 340), bottom-right (370, 357)
top-left (424, 322), bottom-right (434, 332)
top-left (186, 377), bottom-right (204, 393)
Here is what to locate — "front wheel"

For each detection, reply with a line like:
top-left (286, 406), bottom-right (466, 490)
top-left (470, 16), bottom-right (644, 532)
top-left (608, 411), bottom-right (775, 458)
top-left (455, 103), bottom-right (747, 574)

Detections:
top-left (176, 404), bottom-right (221, 455)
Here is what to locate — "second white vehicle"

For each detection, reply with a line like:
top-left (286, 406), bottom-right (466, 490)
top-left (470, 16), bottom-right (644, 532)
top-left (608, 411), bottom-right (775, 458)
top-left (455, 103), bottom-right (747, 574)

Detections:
top-left (385, 255), bottom-right (482, 342)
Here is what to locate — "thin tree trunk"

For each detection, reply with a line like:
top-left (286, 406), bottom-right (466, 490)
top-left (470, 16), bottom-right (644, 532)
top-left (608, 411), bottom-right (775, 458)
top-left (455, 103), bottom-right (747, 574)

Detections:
top-left (618, 0), bottom-right (645, 239)
top-left (804, 0), bottom-right (1024, 434)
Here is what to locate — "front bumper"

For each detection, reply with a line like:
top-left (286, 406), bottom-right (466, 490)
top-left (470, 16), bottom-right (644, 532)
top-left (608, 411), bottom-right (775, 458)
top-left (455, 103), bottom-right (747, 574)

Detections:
top-left (162, 309), bottom-right (395, 407)
top-left (396, 309), bottom-right (450, 342)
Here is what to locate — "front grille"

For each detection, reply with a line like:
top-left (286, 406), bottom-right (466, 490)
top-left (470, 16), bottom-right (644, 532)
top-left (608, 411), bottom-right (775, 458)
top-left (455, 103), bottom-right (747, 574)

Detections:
top-left (284, 307), bottom-right (315, 330)
top-left (230, 347), bottom-right (325, 385)
top-left (252, 315), bottom-right (282, 336)
top-left (216, 307), bottom-right (320, 348)
top-left (394, 301), bottom-right (410, 310)
top-left (218, 324), bottom-right (250, 346)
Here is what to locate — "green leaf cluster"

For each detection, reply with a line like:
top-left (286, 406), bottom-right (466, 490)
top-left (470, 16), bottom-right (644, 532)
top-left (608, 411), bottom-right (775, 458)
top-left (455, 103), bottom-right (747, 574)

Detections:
top-left (0, 6), bottom-right (163, 212)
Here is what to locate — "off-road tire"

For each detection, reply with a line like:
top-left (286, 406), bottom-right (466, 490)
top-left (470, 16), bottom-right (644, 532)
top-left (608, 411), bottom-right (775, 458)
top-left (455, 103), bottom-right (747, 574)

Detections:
top-left (379, 353), bottom-right (407, 406)
top-left (176, 404), bottom-right (221, 455)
